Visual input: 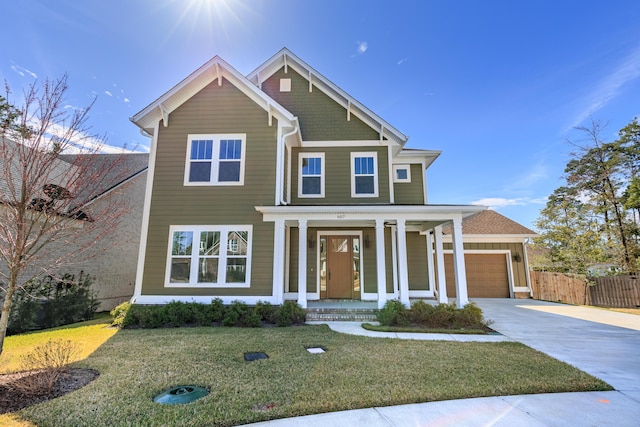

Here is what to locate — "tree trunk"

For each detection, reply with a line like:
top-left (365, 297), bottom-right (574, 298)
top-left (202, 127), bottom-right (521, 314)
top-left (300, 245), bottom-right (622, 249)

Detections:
top-left (0, 276), bottom-right (17, 358)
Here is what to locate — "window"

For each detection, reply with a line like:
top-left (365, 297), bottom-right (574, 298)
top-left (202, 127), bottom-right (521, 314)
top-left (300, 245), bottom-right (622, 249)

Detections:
top-left (167, 225), bottom-right (252, 287)
top-left (393, 164), bottom-right (411, 183)
top-left (298, 153), bottom-right (325, 197)
top-left (351, 152), bottom-right (378, 197)
top-left (185, 134), bottom-right (246, 185)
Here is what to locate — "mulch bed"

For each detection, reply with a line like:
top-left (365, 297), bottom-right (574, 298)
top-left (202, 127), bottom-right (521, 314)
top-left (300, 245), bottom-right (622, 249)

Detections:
top-left (0, 368), bottom-right (99, 414)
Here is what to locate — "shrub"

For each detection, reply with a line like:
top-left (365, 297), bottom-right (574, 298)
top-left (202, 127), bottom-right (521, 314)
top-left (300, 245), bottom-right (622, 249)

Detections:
top-left (209, 298), bottom-right (226, 323)
top-left (8, 272), bottom-right (99, 334)
top-left (14, 339), bottom-right (79, 397)
top-left (223, 300), bottom-right (261, 327)
top-left (274, 301), bottom-right (306, 327)
top-left (376, 299), bottom-right (407, 326)
top-left (255, 301), bottom-right (277, 324)
top-left (126, 305), bottom-right (168, 328)
top-left (453, 303), bottom-right (486, 328)
top-left (427, 303), bottom-right (456, 328)
top-left (110, 302), bottom-right (131, 327)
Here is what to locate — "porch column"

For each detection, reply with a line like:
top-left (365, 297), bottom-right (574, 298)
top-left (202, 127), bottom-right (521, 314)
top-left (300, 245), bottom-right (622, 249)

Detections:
top-left (375, 219), bottom-right (387, 309)
top-left (271, 219), bottom-right (285, 305)
top-left (396, 219), bottom-right (410, 307)
top-left (297, 219), bottom-right (308, 308)
top-left (425, 232), bottom-right (436, 298)
top-left (451, 217), bottom-right (468, 308)
top-left (434, 226), bottom-right (448, 304)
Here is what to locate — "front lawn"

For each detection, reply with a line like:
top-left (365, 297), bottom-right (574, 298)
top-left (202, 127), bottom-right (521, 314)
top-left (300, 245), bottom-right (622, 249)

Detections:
top-left (2, 322), bottom-right (611, 427)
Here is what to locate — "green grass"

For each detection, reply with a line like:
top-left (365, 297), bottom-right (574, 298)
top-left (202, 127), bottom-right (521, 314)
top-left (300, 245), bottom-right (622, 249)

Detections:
top-left (3, 322), bottom-right (612, 427)
top-left (0, 313), bottom-right (116, 374)
top-left (361, 322), bottom-right (489, 334)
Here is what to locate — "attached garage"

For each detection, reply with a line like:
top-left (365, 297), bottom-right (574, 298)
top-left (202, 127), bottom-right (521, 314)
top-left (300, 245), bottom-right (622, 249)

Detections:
top-left (444, 252), bottom-right (511, 298)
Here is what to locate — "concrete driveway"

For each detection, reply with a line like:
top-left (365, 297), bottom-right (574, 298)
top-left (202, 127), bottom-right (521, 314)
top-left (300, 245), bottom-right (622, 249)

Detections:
top-left (473, 299), bottom-right (640, 403)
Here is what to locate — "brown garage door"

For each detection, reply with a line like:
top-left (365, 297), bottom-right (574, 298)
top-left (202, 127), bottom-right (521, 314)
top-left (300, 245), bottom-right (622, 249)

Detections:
top-left (443, 253), bottom-right (510, 298)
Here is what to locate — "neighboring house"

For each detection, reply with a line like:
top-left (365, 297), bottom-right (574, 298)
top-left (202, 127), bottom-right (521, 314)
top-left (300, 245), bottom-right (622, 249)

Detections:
top-left (0, 137), bottom-right (148, 311)
top-left (56, 153), bottom-right (149, 310)
top-left (130, 48), bottom-right (534, 309)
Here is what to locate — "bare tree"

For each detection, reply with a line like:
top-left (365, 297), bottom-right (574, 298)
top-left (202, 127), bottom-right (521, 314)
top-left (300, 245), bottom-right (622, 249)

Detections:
top-left (0, 76), bottom-right (129, 356)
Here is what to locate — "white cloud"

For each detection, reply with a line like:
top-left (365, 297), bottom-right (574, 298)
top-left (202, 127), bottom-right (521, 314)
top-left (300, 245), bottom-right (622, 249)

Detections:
top-left (397, 57), bottom-right (408, 65)
top-left (356, 41), bottom-right (368, 54)
top-left (10, 63), bottom-right (37, 79)
top-left (104, 91), bottom-right (113, 97)
top-left (568, 44), bottom-right (640, 129)
top-left (471, 197), bottom-right (546, 209)
top-left (124, 98), bottom-right (130, 103)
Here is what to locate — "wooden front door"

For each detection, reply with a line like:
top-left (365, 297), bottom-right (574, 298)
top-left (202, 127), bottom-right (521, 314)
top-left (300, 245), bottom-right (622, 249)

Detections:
top-left (326, 236), bottom-right (353, 298)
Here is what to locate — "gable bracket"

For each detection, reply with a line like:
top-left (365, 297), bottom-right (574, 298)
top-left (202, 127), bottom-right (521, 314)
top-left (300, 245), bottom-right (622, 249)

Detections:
top-left (267, 103), bottom-right (273, 127)
top-left (215, 63), bottom-right (222, 86)
top-left (159, 103), bottom-right (169, 127)
top-left (309, 71), bottom-right (313, 92)
top-left (347, 100), bottom-right (351, 121)
top-left (284, 55), bottom-right (288, 73)
top-left (380, 125), bottom-right (385, 142)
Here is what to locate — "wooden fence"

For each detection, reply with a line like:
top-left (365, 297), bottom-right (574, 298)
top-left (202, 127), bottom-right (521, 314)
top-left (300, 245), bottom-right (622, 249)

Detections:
top-left (529, 271), bottom-right (590, 305)
top-left (590, 276), bottom-right (640, 308)
top-left (530, 271), bottom-right (640, 307)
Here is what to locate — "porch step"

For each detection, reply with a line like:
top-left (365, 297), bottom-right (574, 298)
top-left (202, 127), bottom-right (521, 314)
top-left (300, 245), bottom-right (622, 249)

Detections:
top-left (305, 308), bottom-right (378, 322)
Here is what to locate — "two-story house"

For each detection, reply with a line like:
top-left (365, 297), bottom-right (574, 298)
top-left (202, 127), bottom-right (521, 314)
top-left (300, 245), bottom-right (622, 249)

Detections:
top-left (130, 49), bottom-right (535, 310)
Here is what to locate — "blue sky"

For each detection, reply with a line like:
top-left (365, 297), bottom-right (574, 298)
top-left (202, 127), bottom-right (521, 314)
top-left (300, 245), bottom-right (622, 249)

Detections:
top-left (2, 0), bottom-right (640, 231)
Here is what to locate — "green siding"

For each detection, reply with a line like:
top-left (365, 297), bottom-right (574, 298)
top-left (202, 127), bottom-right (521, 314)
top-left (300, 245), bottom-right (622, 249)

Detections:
top-left (407, 232), bottom-right (429, 290)
top-left (291, 146), bottom-right (390, 204)
top-left (262, 68), bottom-right (379, 141)
top-left (142, 78), bottom-right (277, 297)
top-left (394, 164), bottom-right (425, 205)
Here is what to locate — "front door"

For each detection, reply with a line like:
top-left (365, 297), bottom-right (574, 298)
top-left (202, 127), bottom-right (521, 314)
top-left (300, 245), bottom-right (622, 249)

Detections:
top-left (326, 236), bottom-right (353, 298)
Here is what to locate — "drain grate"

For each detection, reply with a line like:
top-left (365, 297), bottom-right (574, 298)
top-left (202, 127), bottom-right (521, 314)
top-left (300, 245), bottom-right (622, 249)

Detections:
top-left (244, 352), bottom-right (269, 361)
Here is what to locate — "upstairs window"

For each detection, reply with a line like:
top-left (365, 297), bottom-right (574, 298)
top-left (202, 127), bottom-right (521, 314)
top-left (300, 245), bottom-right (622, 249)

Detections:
top-left (185, 134), bottom-right (246, 185)
top-left (351, 152), bottom-right (378, 197)
top-left (299, 153), bottom-right (325, 197)
top-left (393, 164), bottom-right (411, 183)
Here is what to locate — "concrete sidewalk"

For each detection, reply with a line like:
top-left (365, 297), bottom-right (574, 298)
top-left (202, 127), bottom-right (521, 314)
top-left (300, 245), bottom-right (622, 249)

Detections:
top-left (241, 391), bottom-right (640, 426)
top-left (240, 300), bottom-right (640, 426)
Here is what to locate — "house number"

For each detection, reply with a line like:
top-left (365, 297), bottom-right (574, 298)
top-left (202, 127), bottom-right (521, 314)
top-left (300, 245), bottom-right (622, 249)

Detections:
top-left (337, 214), bottom-right (345, 219)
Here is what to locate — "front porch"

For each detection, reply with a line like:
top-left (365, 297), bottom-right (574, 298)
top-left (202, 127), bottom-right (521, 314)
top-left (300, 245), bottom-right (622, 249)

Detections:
top-left (257, 204), bottom-right (486, 310)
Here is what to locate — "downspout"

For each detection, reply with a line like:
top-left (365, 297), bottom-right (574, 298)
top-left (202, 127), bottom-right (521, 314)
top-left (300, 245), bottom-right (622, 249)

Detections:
top-left (279, 118), bottom-right (299, 206)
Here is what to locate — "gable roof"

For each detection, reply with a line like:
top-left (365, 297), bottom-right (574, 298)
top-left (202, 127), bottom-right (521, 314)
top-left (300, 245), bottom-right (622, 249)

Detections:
top-left (247, 48), bottom-right (409, 147)
top-left (443, 210), bottom-right (537, 237)
top-left (130, 56), bottom-right (297, 135)
top-left (58, 153), bottom-right (149, 205)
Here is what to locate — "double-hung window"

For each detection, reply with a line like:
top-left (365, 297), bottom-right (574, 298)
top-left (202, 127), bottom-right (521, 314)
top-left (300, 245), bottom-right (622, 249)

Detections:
top-left (351, 152), bottom-right (378, 197)
top-left (185, 134), bottom-right (246, 185)
top-left (167, 225), bottom-right (252, 287)
top-left (299, 153), bottom-right (325, 197)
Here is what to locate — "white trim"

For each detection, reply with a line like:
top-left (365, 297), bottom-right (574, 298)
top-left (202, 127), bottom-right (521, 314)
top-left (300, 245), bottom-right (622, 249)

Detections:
top-left (388, 145), bottom-right (394, 203)
top-left (302, 140), bottom-right (393, 147)
top-left (133, 295), bottom-right (278, 305)
top-left (441, 234), bottom-right (538, 243)
top-left (298, 152), bottom-right (325, 198)
top-left (183, 134), bottom-right (246, 186)
top-left (131, 55), bottom-right (296, 134)
top-left (246, 49), bottom-right (408, 146)
top-left (272, 219), bottom-right (285, 304)
top-left (392, 164), bottom-right (411, 183)
top-left (164, 225), bottom-right (253, 288)
top-left (133, 122), bottom-right (159, 301)
top-left (408, 291), bottom-right (432, 298)
top-left (350, 151), bottom-right (379, 198)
